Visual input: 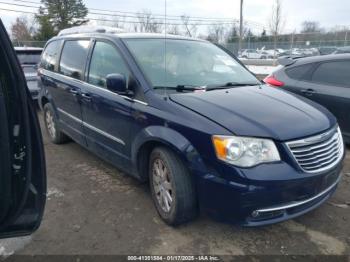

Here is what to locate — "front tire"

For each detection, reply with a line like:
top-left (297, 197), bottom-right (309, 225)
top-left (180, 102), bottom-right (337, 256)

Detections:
top-left (149, 147), bottom-right (197, 225)
top-left (43, 103), bottom-right (69, 144)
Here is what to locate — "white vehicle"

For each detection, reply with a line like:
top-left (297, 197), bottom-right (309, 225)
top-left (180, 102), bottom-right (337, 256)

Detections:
top-left (241, 49), bottom-right (275, 59)
top-left (240, 49), bottom-right (263, 59)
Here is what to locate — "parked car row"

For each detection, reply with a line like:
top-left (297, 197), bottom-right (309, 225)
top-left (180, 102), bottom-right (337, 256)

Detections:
top-left (239, 49), bottom-right (275, 59)
top-left (239, 46), bottom-right (350, 59)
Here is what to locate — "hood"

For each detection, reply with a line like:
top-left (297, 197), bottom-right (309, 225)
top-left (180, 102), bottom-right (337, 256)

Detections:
top-left (169, 85), bottom-right (336, 141)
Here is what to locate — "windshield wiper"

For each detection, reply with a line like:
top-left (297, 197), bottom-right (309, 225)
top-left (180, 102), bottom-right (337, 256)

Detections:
top-left (154, 85), bottom-right (206, 92)
top-left (205, 82), bottom-right (259, 91)
top-left (154, 82), bottom-right (259, 92)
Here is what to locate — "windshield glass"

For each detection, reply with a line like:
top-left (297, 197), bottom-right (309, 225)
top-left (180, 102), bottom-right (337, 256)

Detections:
top-left (124, 38), bottom-right (259, 89)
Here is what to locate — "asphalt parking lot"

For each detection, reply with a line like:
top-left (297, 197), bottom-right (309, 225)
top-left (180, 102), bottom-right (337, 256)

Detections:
top-left (1, 112), bottom-right (350, 256)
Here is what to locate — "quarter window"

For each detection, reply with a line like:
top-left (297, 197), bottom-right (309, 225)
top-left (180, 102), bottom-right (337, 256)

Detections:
top-left (59, 40), bottom-right (90, 80)
top-left (286, 64), bottom-right (314, 80)
top-left (312, 61), bottom-right (350, 87)
top-left (88, 41), bottom-right (130, 88)
top-left (41, 40), bottom-right (61, 71)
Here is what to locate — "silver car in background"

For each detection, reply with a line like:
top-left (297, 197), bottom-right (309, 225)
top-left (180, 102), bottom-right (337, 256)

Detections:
top-left (15, 47), bottom-right (43, 102)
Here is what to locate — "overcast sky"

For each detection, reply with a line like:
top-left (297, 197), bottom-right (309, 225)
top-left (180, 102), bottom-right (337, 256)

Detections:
top-left (0, 0), bottom-right (349, 34)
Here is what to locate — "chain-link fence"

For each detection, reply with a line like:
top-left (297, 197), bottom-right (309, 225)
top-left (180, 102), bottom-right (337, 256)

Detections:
top-left (221, 32), bottom-right (350, 57)
top-left (12, 40), bottom-right (47, 48)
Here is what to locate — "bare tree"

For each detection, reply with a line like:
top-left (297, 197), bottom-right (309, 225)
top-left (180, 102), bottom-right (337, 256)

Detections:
top-left (268, 0), bottom-right (285, 58)
top-left (207, 24), bottom-right (226, 43)
top-left (109, 14), bottom-right (126, 29)
top-left (11, 16), bottom-right (35, 42)
top-left (301, 21), bottom-right (322, 33)
top-left (226, 23), bottom-right (239, 42)
top-left (136, 11), bottom-right (162, 33)
top-left (180, 15), bottom-right (198, 37)
top-left (167, 25), bottom-right (181, 35)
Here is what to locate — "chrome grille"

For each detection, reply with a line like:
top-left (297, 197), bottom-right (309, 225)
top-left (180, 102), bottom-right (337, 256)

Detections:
top-left (286, 127), bottom-right (344, 173)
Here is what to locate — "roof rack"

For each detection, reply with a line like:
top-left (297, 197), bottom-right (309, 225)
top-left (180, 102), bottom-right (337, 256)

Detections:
top-left (58, 25), bottom-right (125, 36)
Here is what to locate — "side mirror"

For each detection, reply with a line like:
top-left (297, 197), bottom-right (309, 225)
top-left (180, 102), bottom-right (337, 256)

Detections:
top-left (106, 74), bottom-right (133, 96)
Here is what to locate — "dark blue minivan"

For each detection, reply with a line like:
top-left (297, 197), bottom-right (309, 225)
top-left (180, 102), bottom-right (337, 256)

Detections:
top-left (38, 26), bottom-right (345, 226)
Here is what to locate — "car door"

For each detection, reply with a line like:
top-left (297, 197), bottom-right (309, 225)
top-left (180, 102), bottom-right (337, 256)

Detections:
top-left (252, 51), bottom-right (260, 59)
top-left (80, 40), bottom-right (134, 170)
top-left (298, 60), bottom-right (350, 137)
top-left (0, 19), bottom-right (46, 238)
top-left (247, 50), bottom-right (254, 59)
top-left (40, 39), bottom-right (91, 146)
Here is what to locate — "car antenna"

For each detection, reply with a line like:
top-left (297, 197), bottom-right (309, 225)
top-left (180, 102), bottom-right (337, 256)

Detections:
top-left (163, 0), bottom-right (168, 100)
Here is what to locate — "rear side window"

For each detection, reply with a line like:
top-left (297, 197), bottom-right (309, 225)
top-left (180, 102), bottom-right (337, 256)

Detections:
top-left (312, 61), bottom-right (350, 87)
top-left (59, 40), bottom-right (90, 80)
top-left (285, 64), bottom-right (313, 80)
top-left (88, 41), bottom-right (130, 88)
top-left (41, 41), bottom-right (61, 71)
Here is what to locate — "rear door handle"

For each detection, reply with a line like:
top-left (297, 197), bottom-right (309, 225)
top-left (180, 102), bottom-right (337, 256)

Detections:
top-left (81, 93), bottom-right (92, 102)
top-left (69, 89), bottom-right (79, 95)
top-left (301, 89), bottom-right (316, 96)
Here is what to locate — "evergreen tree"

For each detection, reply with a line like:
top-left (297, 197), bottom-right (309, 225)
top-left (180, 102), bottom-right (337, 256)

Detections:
top-left (35, 0), bottom-right (89, 40)
top-left (35, 12), bottom-right (56, 41)
top-left (260, 29), bottom-right (268, 42)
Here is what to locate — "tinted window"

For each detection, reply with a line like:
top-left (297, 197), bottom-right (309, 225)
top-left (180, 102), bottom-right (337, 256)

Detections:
top-left (59, 40), bottom-right (90, 80)
top-left (16, 51), bottom-right (42, 65)
top-left (312, 61), bottom-right (350, 86)
top-left (41, 41), bottom-right (61, 71)
top-left (88, 41), bottom-right (129, 88)
top-left (286, 64), bottom-right (314, 80)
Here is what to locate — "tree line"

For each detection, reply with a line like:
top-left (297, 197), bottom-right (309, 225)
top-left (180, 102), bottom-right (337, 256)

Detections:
top-left (10, 0), bottom-right (349, 47)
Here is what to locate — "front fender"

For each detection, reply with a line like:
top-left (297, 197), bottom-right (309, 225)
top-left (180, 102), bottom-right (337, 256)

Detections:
top-left (131, 126), bottom-right (208, 179)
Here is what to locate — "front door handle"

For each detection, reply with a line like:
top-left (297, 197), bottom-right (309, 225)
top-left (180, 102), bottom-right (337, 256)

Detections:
top-left (81, 93), bottom-right (92, 102)
top-left (301, 89), bottom-right (316, 96)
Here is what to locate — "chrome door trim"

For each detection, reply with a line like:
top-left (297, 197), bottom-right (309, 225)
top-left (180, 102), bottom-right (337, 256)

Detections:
top-left (82, 121), bottom-right (126, 146)
top-left (57, 108), bottom-right (82, 123)
top-left (57, 108), bottom-right (126, 146)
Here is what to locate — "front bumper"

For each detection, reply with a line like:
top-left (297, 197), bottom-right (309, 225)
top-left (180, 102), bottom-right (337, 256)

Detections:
top-left (196, 160), bottom-right (343, 226)
top-left (247, 175), bottom-right (340, 226)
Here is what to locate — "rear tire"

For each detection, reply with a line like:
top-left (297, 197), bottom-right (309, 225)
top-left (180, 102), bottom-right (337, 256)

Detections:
top-left (149, 147), bottom-right (197, 226)
top-left (43, 103), bottom-right (69, 144)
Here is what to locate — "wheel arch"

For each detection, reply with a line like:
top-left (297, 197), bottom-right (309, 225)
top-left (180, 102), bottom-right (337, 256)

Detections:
top-left (40, 96), bottom-right (49, 110)
top-left (132, 126), bottom-right (206, 182)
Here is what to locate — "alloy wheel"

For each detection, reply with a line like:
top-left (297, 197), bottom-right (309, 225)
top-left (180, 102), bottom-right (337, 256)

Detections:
top-left (45, 110), bottom-right (56, 139)
top-left (152, 158), bottom-right (173, 213)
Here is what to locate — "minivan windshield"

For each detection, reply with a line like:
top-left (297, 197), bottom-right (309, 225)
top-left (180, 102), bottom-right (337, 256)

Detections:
top-left (124, 38), bottom-right (260, 90)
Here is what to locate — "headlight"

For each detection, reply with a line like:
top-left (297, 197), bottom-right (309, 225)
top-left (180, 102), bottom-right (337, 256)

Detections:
top-left (212, 135), bottom-right (280, 167)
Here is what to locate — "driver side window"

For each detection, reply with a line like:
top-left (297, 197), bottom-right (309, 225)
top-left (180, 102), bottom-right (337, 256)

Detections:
top-left (88, 41), bottom-right (130, 88)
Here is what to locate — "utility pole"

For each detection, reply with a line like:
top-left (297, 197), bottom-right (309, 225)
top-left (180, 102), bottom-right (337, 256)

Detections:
top-left (344, 29), bottom-right (348, 46)
top-left (239, 0), bottom-right (243, 52)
